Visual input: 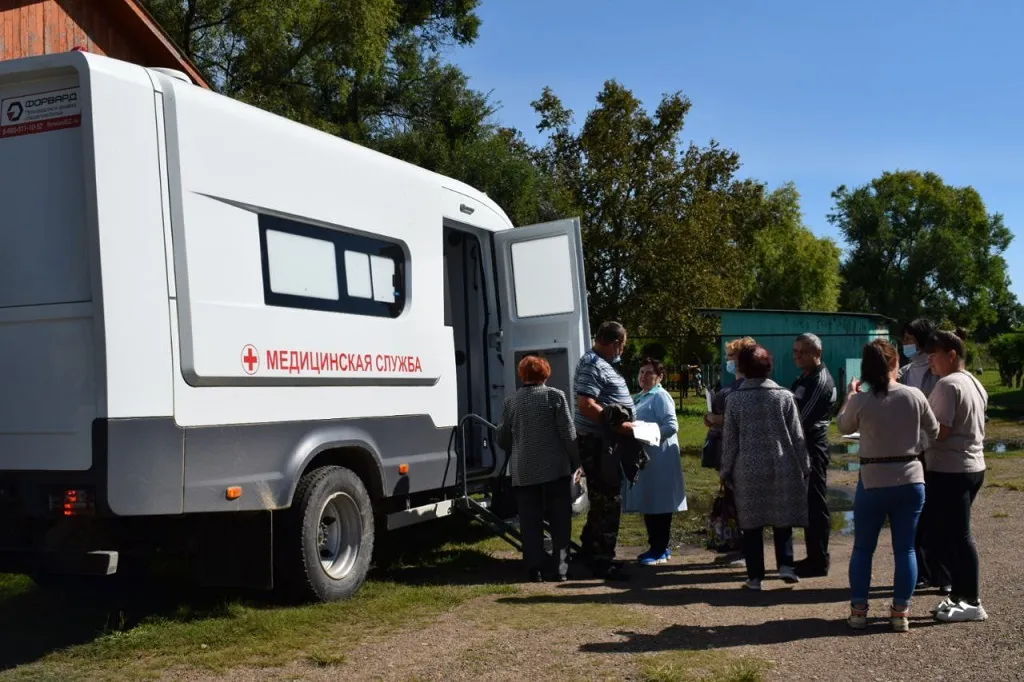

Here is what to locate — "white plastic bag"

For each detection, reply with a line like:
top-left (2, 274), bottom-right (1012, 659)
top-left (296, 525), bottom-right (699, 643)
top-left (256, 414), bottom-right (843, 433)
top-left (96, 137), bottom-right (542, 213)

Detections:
top-left (570, 472), bottom-right (589, 516)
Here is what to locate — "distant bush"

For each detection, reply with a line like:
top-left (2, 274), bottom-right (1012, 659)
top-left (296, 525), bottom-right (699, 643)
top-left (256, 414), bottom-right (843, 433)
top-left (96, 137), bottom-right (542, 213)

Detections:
top-left (989, 333), bottom-right (1024, 387)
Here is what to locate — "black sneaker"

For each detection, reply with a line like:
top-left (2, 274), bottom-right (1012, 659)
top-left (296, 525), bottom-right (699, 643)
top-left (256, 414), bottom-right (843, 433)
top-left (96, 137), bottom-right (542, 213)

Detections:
top-left (528, 568), bottom-right (544, 583)
top-left (794, 559), bottom-right (829, 578)
top-left (594, 563), bottom-right (631, 581)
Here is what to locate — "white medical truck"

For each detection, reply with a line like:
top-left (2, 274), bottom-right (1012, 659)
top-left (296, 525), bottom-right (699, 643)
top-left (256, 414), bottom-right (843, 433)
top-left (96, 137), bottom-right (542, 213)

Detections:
top-left (0, 50), bottom-right (591, 602)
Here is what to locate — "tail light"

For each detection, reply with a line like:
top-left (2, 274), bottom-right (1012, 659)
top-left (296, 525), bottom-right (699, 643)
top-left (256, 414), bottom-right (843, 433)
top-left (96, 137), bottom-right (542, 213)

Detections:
top-left (49, 488), bottom-right (95, 516)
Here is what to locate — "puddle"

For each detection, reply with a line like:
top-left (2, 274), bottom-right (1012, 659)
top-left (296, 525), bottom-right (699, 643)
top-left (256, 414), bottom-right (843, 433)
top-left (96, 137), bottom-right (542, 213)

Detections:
top-left (986, 441), bottom-right (1024, 453)
top-left (832, 440), bottom-right (1023, 455)
top-left (832, 510), bottom-right (855, 535)
top-left (829, 460), bottom-right (860, 472)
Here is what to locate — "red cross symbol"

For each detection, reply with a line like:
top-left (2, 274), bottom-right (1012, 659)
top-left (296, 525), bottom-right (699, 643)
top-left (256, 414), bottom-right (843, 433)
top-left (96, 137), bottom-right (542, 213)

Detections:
top-left (241, 345), bottom-right (259, 375)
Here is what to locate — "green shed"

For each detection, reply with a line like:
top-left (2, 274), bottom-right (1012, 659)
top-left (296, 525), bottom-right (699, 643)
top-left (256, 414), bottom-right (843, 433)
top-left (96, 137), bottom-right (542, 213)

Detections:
top-left (697, 309), bottom-right (894, 391)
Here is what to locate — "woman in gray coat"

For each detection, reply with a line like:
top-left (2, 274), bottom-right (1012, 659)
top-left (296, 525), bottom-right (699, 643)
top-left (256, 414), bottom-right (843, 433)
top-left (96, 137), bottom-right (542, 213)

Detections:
top-left (496, 355), bottom-right (579, 582)
top-left (721, 344), bottom-right (810, 590)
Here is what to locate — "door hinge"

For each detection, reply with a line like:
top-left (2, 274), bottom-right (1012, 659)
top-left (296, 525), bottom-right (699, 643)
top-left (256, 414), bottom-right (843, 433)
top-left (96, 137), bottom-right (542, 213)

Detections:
top-left (488, 330), bottom-right (503, 350)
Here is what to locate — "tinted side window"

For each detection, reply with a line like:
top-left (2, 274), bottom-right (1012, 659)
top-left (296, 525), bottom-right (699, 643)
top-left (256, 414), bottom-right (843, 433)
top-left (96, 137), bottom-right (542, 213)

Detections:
top-left (258, 214), bottom-right (406, 318)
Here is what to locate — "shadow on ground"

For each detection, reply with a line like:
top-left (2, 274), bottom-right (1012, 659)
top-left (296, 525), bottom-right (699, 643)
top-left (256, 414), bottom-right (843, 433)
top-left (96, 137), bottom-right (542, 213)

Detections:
top-left (577, 616), bottom-right (946, 654)
top-left (0, 516), bottom-right (520, 671)
top-left (0, 576), bottom-right (255, 671)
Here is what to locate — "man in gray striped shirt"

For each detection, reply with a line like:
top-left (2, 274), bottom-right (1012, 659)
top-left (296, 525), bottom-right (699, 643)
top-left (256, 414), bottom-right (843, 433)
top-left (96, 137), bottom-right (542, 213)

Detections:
top-left (574, 321), bottom-right (635, 580)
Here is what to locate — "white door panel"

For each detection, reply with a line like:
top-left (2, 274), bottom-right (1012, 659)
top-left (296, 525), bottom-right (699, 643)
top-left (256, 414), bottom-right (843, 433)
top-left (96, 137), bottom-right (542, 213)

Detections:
top-left (493, 218), bottom-right (590, 401)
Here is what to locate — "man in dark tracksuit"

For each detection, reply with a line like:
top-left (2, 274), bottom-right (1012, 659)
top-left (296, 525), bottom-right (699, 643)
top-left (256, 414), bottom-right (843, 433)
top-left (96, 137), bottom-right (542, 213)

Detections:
top-left (791, 333), bottom-right (837, 578)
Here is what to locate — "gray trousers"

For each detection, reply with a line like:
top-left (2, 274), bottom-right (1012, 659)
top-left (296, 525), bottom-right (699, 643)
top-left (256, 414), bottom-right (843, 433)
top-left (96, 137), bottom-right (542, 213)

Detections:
top-left (516, 476), bottom-right (572, 578)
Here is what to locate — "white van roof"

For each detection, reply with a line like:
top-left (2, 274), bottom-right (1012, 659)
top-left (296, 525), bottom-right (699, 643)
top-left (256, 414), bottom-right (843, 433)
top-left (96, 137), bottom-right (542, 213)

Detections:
top-left (0, 50), bottom-right (515, 231)
top-left (139, 60), bottom-right (514, 231)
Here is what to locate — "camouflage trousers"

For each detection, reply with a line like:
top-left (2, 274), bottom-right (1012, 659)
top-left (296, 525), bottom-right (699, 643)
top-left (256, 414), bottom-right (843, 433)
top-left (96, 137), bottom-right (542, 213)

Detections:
top-left (578, 434), bottom-right (622, 567)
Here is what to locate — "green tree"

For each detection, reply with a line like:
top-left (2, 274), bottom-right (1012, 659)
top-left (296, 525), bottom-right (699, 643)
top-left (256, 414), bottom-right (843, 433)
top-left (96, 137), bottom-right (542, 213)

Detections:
top-left (989, 333), bottom-right (1024, 387)
top-left (142, 0), bottom-right (481, 139)
top-left (741, 183), bottom-right (842, 311)
top-left (530, 81), bottom-right (765, 337)
top-left (829, 170), bottom-right (1016, 328)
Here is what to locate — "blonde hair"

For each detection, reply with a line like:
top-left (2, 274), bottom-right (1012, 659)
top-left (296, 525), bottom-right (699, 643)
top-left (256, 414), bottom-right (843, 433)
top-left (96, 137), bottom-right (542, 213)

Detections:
top-left (725, 336), bottom-right (757, 355)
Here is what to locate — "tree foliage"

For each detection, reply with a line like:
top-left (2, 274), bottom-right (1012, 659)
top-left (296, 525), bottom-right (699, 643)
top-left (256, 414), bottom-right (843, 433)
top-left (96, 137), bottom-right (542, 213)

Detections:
top-left (989, 333), bottom-right (1024, 387)
top-left (830, 170), bottom-right (1016, 331)
top-left (530, 81), bottom-right (783, 336)
top-left (740, 183), bottom-right (842, 312)
top-left (143, 0), bottom-right (481, 140)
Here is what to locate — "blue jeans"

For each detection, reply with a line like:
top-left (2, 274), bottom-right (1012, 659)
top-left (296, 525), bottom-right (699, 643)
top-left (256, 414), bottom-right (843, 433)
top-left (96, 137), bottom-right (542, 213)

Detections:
top-left (848, 480), bottom-right (925, 608)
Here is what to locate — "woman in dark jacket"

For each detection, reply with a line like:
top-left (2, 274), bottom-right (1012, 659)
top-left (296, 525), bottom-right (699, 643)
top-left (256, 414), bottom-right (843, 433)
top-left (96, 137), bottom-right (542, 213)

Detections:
top-left (496, 355), bottom-right (579, 582)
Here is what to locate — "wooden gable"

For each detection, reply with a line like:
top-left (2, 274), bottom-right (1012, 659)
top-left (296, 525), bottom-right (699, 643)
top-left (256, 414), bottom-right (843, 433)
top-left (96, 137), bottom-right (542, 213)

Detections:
top-left (0, 0), bottom-right (209, 88)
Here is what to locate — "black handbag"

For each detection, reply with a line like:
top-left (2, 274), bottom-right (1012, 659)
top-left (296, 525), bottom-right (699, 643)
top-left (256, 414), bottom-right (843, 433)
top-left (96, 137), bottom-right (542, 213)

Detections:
top-left (701, 433), bottom-right (722, 470)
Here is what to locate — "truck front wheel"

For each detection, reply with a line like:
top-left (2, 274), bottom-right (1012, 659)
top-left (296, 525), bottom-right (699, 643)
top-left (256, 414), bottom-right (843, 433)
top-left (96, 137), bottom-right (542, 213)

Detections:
top-left (278, 465), bottom-right (374, 602)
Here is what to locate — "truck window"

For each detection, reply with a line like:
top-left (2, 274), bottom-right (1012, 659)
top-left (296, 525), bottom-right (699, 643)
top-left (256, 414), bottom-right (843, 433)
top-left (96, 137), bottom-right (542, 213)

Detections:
top-left (258, 214), bottom-right (407, 318)
top-left (266, 230), bottom-right (340, 301)
top-left (510, 234), bottom-right (575, 318)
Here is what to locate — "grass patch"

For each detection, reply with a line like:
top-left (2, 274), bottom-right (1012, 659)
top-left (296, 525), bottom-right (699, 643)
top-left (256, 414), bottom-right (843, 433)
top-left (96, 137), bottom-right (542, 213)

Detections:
top-left (0, 580), bottom-right (517, 681)
top-left (0, 519), bottom-right (523, 681)
top-left (981, 370), bottom-right (1024, 440)
top-left (992, 511), bottom-right (1010, 519)
top-left (639, 650), bottom-right (771, 682)
top-left (470, 599), bottom-right (650, 632)
top-left (983, 454), bottom-right (1024, 493)
top-left (988, 480), bottom-right (1024, 492)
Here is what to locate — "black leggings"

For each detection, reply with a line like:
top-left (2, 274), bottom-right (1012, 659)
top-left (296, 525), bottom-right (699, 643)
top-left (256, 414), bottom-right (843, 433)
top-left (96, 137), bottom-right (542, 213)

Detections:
top-left (924, 470), bottom-right (985, 603)
top-left (643, 513), bottom-right (673, 555)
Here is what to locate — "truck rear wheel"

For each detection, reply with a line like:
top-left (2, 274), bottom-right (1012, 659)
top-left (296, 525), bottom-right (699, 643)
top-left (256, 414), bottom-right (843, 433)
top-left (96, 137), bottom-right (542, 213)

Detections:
top-left (278, 465), bottom-right (374, 602)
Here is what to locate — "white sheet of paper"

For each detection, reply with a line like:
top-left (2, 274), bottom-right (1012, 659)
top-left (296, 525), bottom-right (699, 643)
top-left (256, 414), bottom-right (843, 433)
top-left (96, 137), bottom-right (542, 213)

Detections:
top-left (705, 388), bottom-right (713, 413)
top-left (632, 421), bottom-right (661, 447)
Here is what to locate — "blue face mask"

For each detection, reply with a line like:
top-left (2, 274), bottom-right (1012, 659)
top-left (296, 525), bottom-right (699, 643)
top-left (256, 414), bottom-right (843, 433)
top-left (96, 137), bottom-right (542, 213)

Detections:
top-left (726, 360), bottom-right (737, 375)
top-left (904, 344), bottom-right (917, 358)
top-left (611, 355), bottom-right (621, 364)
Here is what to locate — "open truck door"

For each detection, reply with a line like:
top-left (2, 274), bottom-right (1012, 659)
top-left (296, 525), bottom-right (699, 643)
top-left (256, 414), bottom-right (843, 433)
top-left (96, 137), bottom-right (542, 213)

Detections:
top-left (493, 218), bottom-right (591, 402)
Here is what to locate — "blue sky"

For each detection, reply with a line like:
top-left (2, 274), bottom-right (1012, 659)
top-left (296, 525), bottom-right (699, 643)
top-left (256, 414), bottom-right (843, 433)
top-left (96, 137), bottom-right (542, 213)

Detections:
top-left (450, 0), bottom-right (1024, 297)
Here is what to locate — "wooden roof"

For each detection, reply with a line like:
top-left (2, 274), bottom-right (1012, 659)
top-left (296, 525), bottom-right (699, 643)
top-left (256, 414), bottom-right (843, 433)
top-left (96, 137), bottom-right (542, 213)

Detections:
top-left (1, 0), bottom-right (211, 89)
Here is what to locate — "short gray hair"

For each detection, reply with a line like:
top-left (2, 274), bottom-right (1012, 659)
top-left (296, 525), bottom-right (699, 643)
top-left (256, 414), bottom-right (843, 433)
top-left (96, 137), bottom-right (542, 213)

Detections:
top-left (795, 333), bottom-right (822, 354)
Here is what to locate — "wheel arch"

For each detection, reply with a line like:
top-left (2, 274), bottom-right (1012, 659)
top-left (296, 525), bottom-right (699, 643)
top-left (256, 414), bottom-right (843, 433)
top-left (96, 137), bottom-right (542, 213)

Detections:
top-left (281, 425), bottom-right (390, 509)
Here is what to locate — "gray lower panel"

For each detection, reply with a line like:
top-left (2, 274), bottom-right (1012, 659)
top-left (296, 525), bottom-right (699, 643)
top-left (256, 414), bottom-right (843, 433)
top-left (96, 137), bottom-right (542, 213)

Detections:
top-left (178, 414), bottom-right (458, 514)
top-left (106, 418), bottom-right (184, 516)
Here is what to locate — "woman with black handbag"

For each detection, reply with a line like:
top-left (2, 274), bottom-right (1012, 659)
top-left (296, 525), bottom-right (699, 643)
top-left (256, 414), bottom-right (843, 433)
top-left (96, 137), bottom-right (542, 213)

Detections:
top-left (703, 337), bottom-right (756, 564)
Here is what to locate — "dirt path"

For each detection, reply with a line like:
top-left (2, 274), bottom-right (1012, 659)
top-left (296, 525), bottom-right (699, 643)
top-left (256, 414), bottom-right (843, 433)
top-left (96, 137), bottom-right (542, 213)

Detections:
top-left (196, 487), bottom-right (1024, 682)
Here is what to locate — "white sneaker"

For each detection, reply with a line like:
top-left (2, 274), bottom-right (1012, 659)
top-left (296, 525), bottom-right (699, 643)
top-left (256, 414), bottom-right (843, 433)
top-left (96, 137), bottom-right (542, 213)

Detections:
top-left (742, 578), bottom-right (762, 591)
top-left (936, 601), bottom-right (988, 622)
top-left (779, 565), bottom-right (801, 584)
top-left (931, 597), bottom-right (956, 615)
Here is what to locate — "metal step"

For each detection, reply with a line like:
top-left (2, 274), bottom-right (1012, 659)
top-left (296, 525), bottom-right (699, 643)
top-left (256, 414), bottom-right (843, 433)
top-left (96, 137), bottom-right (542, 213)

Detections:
top-left (449, 413), bottom-right (582, 557)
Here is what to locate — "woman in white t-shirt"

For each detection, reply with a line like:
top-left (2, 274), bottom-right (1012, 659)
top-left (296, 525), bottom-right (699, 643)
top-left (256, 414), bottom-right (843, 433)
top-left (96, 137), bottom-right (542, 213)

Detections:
top-left (925, 330), bottom-right (989, 623)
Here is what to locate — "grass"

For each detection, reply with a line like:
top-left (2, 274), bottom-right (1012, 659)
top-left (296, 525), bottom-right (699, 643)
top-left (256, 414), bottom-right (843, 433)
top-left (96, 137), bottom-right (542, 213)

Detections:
top-left (0, 523), bottom-right (520, 681)
top-left (0, 580), bottom-right (515, 681)
top-left (467, 599), bottom-right (650, 632)
top-left (639, 651), bottom-right (771, 682)
top-left (983, 448), bottom-right (1024, 492)
top-left (980, 369), bottom-right (1024, 442)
